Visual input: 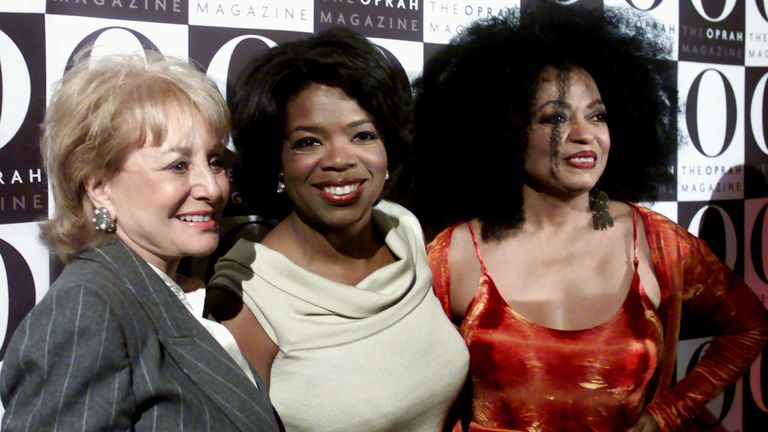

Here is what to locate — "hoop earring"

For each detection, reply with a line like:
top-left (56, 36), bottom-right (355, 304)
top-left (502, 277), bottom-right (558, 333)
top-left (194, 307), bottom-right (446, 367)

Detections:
top-left (93, 207), bottom-right (116, 233)
top-left (384, 170), bottom-right (390, 181)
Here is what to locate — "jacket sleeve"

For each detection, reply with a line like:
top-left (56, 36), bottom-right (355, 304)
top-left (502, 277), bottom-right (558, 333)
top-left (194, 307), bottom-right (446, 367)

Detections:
top-left (644, 225), bottom-right (768, 432)
top-left (1, 282), bottom-right (134, 431)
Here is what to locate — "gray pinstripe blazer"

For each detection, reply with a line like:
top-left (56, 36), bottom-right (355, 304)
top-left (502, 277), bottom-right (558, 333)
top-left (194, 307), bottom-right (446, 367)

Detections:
top-left (0, 240), bottom-right (280, 432)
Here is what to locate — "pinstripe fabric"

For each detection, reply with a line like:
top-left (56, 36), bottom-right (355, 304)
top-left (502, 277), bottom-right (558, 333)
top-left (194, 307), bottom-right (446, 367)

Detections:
top-left (0, 240), bottom-right (279, 432)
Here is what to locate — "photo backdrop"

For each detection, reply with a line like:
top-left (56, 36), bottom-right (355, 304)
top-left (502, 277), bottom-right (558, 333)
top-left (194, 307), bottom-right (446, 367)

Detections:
top-left (0, 0), bottom-right (767, 430)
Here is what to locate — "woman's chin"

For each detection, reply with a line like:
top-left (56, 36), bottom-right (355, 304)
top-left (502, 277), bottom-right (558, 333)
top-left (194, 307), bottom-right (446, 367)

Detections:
top-left (175, 240), bottom-right (220, 259)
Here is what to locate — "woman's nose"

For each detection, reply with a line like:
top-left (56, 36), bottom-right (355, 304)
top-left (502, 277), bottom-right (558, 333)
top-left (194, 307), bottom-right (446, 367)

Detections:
top-left (568, 119), bottom-right (596, 144)
top-left (191, 165), bottom-right (225, 200)
top-left (321, 140), bottom-right (356, 171)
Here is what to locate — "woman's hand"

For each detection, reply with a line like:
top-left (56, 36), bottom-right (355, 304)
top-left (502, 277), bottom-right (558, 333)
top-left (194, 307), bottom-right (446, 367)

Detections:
top-left (628, 413), bottom-right (660, 432)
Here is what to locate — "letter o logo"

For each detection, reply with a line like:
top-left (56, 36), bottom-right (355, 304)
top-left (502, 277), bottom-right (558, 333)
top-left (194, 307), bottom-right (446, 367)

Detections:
top-left (0, 30), bottom-right (31, 151)
top-left (690, 0), bottom-right (738, 22)
top-left (756, 0), bottom-right (768, 23)
top-left (687, 205), bottom-right (738, 269)
top-left (0, 239), bottom-right (36, 361)
top-left (66, 27), bottom-right (161, 72)
top-left (686, 69), bottom-right (737, 158)
top-left (206, 35), bottom-right (278, 101)
top-left (750, 72), bottom-right (768, 156)
top-left (751, 203), bottom-right (768, 284)
top-left (750, 353), bottom-right (768, 414)
top-left (625, 0), bottom-right (664, 11)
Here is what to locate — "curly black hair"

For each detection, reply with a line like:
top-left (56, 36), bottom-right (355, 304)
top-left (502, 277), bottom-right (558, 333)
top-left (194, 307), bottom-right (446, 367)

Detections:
top-left (413, 4), bottom-right (678, 241)
top-left (229, 27), bottom-right (412, 220)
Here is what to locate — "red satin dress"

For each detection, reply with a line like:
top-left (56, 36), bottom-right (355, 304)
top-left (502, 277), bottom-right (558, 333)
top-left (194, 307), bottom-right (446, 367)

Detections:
top-left (457, 213), bottom-right (664, 432)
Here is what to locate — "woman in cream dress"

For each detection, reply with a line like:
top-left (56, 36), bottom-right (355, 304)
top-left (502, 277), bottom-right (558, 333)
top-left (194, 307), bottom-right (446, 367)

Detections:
top-left (207, 28), bottom-right (469, 431)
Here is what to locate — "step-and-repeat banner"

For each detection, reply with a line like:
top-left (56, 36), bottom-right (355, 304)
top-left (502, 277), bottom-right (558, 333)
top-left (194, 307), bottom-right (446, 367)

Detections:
top-left (0, 0), bottom-right (767, 429)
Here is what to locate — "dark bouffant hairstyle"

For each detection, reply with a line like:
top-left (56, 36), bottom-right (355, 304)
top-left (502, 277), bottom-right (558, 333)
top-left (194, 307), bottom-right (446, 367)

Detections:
top-left (413, 4), bottom-right (678, 241)
top-left (229, 27), bottom-right (412, 220)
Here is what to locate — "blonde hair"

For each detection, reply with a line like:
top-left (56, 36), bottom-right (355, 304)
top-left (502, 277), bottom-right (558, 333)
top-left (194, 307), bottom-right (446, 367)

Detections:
top-left (40, 50), bottom-right (230, 262)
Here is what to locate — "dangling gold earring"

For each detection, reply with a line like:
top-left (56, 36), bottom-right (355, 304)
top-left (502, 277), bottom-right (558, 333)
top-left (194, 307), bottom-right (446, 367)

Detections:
top-left (589, 189), bottom-right (613, 230)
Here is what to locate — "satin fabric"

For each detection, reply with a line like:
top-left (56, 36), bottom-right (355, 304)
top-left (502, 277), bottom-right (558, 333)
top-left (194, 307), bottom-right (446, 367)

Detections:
top-left (462, 214), bottom-right (662, 431)
top-left (429, 203), bottom-right (768, 432)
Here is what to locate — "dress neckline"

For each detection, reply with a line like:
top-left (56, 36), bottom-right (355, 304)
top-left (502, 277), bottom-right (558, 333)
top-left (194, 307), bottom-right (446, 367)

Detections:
top-left (464, 210), bottom-right (648, 333)
top-left (216, 200), bottom-right (435, 352)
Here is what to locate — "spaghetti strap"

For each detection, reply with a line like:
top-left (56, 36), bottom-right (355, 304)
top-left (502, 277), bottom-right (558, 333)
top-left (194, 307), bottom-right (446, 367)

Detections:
top-left (632, 210), bottom-right (639, 268)
top-left (466, 221), bottom-right (489, 273)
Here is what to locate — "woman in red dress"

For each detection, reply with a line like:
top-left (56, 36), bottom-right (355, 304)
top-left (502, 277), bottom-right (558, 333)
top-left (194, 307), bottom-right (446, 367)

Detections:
top-left (413, 4), bottom-right (768, 432)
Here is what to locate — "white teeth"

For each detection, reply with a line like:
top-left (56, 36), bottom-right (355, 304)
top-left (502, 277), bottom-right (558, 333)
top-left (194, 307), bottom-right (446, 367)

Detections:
top-left (323, 184), bottom-right (359, 195)
top-left (570, 157), bottom-right (595, 163)
top-left (178, 215), bottom-right (212, 223)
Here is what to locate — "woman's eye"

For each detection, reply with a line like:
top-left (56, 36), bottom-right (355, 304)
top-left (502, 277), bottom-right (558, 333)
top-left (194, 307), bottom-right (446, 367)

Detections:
top-left (167, 160), bottom-right (189, 172)
top-left (540, 113), bottom-right (567, 125)
top-left (291, 137), bottom-right (321, 149)
top-left (593, 112), bottom-right (608, 123)
top-left (210, 157), bottom-right (226, 173)
top-left (354, 131), bottom-right (379, 142)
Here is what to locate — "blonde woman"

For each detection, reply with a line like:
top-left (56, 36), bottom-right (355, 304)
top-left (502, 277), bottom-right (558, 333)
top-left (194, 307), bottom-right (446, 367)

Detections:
top-left (0, 52), bottom-right (279, 432)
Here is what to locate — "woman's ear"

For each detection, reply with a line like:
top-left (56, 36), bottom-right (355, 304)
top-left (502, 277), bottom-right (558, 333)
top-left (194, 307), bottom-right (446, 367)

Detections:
top-left (84, 174), bottom-right (116, 218)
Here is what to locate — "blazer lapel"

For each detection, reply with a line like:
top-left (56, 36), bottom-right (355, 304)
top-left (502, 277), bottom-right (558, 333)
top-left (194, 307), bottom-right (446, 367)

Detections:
top-left (84, 241), bottom-right (278, 432)
top-left (158, 335), bottom-right (276, 431)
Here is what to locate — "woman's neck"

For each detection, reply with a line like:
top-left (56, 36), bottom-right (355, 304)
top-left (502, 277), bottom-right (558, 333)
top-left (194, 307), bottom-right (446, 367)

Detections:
top-left (284, 212), bottom-right (383, 262)
top-left (521, 185), bottom-right (592, 230)
top-left (266, 211), bottom-right (393, 286)
top-left (117, 232), bottom-right (180, 281)
top-left (142, 256), bottom-right (182, 287)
